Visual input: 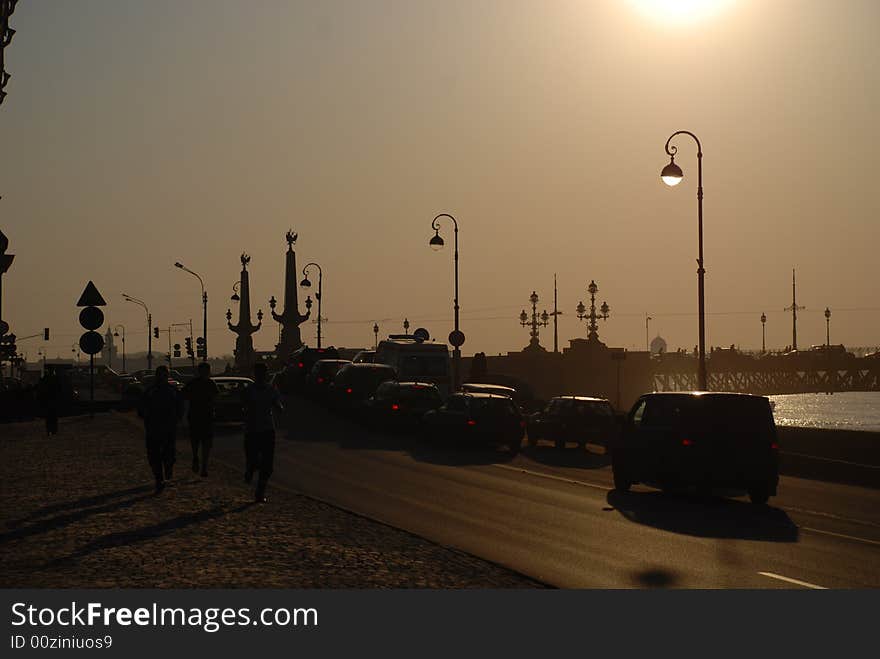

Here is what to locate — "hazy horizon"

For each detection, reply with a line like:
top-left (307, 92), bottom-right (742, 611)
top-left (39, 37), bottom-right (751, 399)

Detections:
top-left (2, 0), bottom-right (878, 361)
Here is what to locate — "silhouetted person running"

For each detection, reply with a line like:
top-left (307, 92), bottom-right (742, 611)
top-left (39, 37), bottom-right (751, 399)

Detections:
top-left (37, 368), bottom-right (63, 436)
top-left (241, 363), bottom-right (283, 503)
top-left (183, 362), bottom-right (219, 477)
top-left (138, 365), bottom-right (183, 493)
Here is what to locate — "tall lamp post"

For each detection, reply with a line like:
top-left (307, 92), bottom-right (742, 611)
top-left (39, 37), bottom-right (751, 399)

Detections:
top-left (113, 325), bottom-right (126, 373)
top-left (661, 130), bottom-right (707, 390)
top-left (825, 307), bottom-right (831, 347)
top-left (428, 213), bottom-right (463, 391)
top-left (645, 314), bottom-right (652, 352)
top-left (576, 280), bottom-right (610, 342)
top-left (174, 262), bottom-right (208, 362)
top-left (760, 313), bottom-right (767, 353)
top-left (300, 263), bottom-right (323, 348)
top-left (519, 291), bottom-right (549, 349)
top-left (122, 293), bottom-right (152, 370)
top-left (373, 323), bottom-right (379, 349)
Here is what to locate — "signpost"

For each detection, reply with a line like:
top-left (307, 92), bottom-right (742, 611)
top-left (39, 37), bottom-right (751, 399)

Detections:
top-left (77, 281), bottom-right (107, 416)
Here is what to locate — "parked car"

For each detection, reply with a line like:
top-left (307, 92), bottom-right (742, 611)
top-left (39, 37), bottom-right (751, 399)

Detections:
top-left (211, 376), bottom-right (254, 422)
top-left (423, 392), bottom-right (524, 453)
top-left (306, 359), bottom-right (352, 399)
top-left (364, 381), bottom-right (443, 429)
top-left (528, 396), bottom-right (617, 450)
top-left (328, 363), bottom-right (397, 415)
top-left (611, 392), bottom-right (779, 504)
top-left (277, 346), bottom-right (340, 395)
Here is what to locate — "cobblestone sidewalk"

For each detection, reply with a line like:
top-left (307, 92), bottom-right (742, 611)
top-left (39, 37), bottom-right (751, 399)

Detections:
top-left (0, 413), bottom-right (542, 588)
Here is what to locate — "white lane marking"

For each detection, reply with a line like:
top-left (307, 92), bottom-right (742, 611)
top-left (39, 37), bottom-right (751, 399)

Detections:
top-left (774, 506), bottom-right (880, 530)
top-left (490, 463), bottom-right (611, 492)
top-left (782, 451), bottom-right (880, 469)
top-left (802, 527), bottom-right (880, 547)
top-left (758, 572), bottom-right (827, 590)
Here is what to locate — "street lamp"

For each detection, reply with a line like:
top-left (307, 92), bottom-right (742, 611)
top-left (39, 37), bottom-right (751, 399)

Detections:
top-left (760, 313), bottom-right (767, 353)
top-left (645, 314), bottom-right (652, 352)
top-left (403, 318), bottom-right (410, 335)
top-left (122, 293), bottom-right (152, 370)
top-left (300, 263), bottom-right (324, 348)
top-left (428, 213), bottom-right (463, 391)
top-left (373, 323), bottom-right (379, 349)
top-left (174, 261), bottom-right (208, 362)
top-left (231, 281), bottom-right (241, 302)
top-left (661, 130), bottom-right (707, 390)
top-left (519, 291), bottom-right (549, 349)
top-left (825, 307), bottom-right (831, 347)
top-left (113, 324), bottom-right (126, 373)
top-left (576, 280), bottom-right (610, 342)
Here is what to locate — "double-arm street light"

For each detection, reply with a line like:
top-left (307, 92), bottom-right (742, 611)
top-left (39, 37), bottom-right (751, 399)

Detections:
top-left (661, 130), bottom-right (707, 390)
top-left (300, 263), bottom-right (324, 348)
top-left (122, 293), bottom-right (152, 370)
top-left (113, 324), bottom-right (126, 373)
top-left (174, 261), bottom-right (208, 362)
top-left (761, 313), bottom-right (767, 353)
top-left (825, 307), bottom-right (832, 347)
top-left (429, 213), bottom-right (463, 391)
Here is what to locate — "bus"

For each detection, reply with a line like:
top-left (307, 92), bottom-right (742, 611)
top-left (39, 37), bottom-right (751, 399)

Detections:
top-left (374, 336), bottom-right (451, 395)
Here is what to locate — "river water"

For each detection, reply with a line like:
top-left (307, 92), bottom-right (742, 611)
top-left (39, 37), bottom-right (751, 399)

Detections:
top-left (768, 392), bottom-right (880, 432)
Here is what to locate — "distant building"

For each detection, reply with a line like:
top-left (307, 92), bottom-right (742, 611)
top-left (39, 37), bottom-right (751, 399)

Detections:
top-left (650, 335), bottom-right (667, 356)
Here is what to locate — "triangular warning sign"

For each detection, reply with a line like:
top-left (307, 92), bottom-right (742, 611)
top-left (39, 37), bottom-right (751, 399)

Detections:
top-left (77, 281), bottom-right (107, 307)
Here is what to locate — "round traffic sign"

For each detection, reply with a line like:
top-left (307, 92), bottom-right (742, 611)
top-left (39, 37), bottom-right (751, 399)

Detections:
top-left (79, 306), bottom-right (104, 331)
top-left (448, 329), bottom-right (466, 348)
top-left (79, 331), bottom-right (105, 355)
top-left (412, 327), bottom-right (430, 343)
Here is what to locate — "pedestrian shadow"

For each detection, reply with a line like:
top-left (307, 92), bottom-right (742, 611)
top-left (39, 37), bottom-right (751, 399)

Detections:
top-left (0, 492), bottom-right (156, 544)
top-left (606, 490), bottom-right (799, 542)
top-left (520, 444), bottom-right (611, 471)
top-left (48, 502), bottom-right (253, 566)
top-left (3, 485), bottom-right (155, 529)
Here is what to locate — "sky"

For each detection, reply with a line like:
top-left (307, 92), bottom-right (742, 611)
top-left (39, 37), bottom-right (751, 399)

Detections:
top-left (1, 0), bottom-right (878, 361)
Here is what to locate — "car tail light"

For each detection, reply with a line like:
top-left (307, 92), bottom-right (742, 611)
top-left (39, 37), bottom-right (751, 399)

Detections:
top-left (346, 387), bottom-right (353, 394)
top-left (681, 438), bottom-right (694, 446)
top-left (520, 420), bottom-right (526, 428)
top-left (317, 377), bottom-right (324, 384)
top-left (467, 419), bottom-right (477, 426)
top-left (391, 403), bottom-right (400, 411)
top-left (298, 362), bottom-right (304, 368)
top-left (771, 442), bottom-right (779, 450)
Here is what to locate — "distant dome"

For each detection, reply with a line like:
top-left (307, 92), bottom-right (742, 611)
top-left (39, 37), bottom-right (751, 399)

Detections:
top-left (650, 335), bottom-right (667, 355)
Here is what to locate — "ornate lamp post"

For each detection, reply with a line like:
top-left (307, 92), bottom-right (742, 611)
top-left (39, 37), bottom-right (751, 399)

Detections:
top-left (519, 291), bottom-right (549, 349)
top-left (403, 318), bottom-right (410, 335)
top-left (174, 261), bottom-right (208, 361)
top-left (122, 293), bottom-right (152, 370)
top-left (300, 263), bottom-right (324, 348)
top-left (231, 281), bottom-right (241, 302)
top-left (113, 324), bottom-right (126, 373)
top-left (373, 322), bottom-right (379, 349)
top-left (825, 307), bottom-right (831, 347)
top-left (760, 313), bottom-right (767, 353)
top-left (661, 130), bottom-right (707, 390)
top-left (645, 314), bottom-right (652, 352)
top-left (428, 213), bottom-right (463, 390)
top-left (576, 280), bottom-right (610, 342)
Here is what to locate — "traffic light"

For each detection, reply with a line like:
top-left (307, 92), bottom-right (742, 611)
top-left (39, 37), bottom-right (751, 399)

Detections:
top-left (185, 337), bottom-right (193, 357)
top-left (173, 343), bottom-right (181, 358)
top-left (196, 336), bottom-right (206, 359)
top-left (153, 327), bottom-right (159, 338)
top-left (0, 334), bottom-right (17, 360)
top-left (43, 327), bottom-right (50, 341)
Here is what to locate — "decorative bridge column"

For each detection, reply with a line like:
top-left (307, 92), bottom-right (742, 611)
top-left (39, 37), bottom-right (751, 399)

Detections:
top-left (270, 230), bottom-right (310, 361)
top-left (227, 253), bottom-right (262, 373)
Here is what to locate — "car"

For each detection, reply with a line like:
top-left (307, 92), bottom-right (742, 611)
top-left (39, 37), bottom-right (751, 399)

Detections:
top-left (528, 396), bottom-right (617, 450)
top-left (611, 392), bottom-right (779, 504)
top-left (352, 350), bottom-right (376, 364)
top-left (305, 359), bottom-right (352, 399)
top-left (375, 337), bottom-right (450, 395)
top-left (277, 346), bottom-right (340, 395)
top-left (328, 363), bottom-right (397, 415)
top-left (364, 381), bottom-right (443, 429)
top-left (422, 392), bottom-right (524, 453)
top-left (210, 376), bottom-right (254, 422)
top-left (461, 382), bottom-right (516, 398)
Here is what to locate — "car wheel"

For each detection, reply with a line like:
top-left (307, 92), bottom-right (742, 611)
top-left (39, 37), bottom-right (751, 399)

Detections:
top-left (613, 468), bottom-right (632, 492)
top-left (748, 487), bottom-right (770, 505)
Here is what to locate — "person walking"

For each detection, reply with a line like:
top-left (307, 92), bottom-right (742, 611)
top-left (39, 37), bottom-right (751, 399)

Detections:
top-left (36, 367), bottom-right (63, 436)
top-left (241, 362), bottom-right (283, 503)
top-left (138, 365), bottom-right (183, 493)
top-left (183, 362), bottom-right (219, 477)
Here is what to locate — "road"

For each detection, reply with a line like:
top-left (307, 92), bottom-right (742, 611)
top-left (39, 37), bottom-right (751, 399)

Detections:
top-left (213, 399), bottom-right (880, 588)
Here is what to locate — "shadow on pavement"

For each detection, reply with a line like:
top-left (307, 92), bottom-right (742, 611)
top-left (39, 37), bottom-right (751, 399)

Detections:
top-left (409, 438), bottom-right (518, 466)
top-left (631, 567), bottom-right (680, 588)
top-left (607, 489), bottom-right (799, 542)
top-left (520, 445), bottom-right (611, 471)
top-left (49, 503), bottom-right (253, 565)
top-left (3, 485), bottom-right (155, 529)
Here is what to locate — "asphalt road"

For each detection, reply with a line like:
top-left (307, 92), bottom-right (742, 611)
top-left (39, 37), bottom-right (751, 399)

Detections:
top-left (213, 399), bottom-right (880, 588)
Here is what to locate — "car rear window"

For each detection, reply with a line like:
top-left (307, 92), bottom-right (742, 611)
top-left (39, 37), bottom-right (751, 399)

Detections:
top-left (398, 386), bottom-right (441, 403)
top-left (400, 355), bottom-right (448, 377)
top-left (470, 397), bottom-right (518, 416)
top-left (646, 395), bottom-right (774, 434)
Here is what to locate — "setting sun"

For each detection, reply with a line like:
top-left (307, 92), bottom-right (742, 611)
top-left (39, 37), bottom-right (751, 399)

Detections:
top-left (626, 0), bottom-right (737, 25)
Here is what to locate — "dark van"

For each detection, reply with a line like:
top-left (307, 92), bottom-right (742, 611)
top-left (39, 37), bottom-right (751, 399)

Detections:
top-left (612, 392), bottom-right (779, 504)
